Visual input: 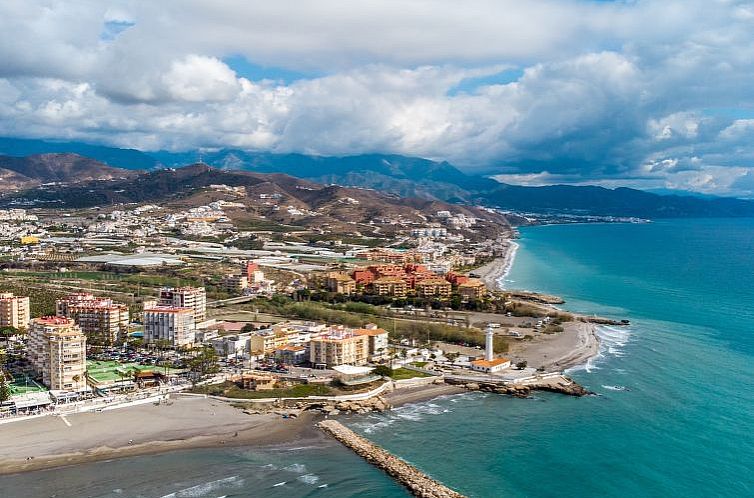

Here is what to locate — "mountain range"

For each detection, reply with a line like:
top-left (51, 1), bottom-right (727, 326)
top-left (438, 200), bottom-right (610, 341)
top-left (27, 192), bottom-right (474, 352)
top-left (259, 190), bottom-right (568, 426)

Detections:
top-left (1, 137), bottom-right (754, 218)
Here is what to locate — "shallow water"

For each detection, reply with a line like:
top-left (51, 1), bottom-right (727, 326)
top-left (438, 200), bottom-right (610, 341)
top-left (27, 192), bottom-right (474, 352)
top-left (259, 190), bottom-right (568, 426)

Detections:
top-left (3, 218), bottom-right (753, 497)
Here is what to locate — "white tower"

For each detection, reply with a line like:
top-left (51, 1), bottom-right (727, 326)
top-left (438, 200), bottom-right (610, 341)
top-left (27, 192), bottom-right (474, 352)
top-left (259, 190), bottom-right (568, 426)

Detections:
top-left (485, 324), bottom-right (495, 361)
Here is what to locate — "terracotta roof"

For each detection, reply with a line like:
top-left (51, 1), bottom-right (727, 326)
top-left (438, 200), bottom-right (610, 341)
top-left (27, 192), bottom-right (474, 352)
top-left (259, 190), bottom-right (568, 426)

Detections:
top-left (471, 358), bottom-right (510, 367)
top-left (277, 345), bottom-right (306, 352)
top-left (354, 328), bottom-right (388, 336)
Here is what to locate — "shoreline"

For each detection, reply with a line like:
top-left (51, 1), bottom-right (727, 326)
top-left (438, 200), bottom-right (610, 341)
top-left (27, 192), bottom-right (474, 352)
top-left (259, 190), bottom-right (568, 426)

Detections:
top-left (474, 237), bottom-right (605, 372)
top-left (475, 239), bottom-right (519, 291)
top-left (0, 396), bottom-right (324, 476)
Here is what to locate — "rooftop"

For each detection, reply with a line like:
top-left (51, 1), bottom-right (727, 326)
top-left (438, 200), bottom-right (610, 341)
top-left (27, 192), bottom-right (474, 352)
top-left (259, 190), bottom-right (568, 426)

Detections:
top-left (471, 358), bottom-right (510, 367)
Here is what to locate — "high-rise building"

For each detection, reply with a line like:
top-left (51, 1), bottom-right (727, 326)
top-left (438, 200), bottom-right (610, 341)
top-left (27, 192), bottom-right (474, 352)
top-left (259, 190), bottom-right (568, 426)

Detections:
top-left (143, 306), bottom-right (195, 347)
top-left (56, 293), bottom-right (129, 345)
top-left (159, 287), bottom-right (206, 324)
top-left (27, 317), bottom-right (87, 391)
top-left (0, 292), bottom-right (30, 329)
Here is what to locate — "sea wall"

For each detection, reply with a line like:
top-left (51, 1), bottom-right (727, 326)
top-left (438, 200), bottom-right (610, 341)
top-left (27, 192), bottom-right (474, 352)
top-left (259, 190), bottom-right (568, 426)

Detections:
top-left (318, 419), bottom-right (467, 498)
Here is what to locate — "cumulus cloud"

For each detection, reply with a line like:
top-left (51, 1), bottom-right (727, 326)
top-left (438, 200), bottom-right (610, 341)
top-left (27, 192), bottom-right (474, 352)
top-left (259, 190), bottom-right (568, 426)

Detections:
top-left (2, 1), bottom-right (754, 196)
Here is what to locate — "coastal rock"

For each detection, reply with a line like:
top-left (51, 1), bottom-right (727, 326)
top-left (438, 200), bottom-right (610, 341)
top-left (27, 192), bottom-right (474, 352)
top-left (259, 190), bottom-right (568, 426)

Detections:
top-left (318, 420), bottom-right (467, 498)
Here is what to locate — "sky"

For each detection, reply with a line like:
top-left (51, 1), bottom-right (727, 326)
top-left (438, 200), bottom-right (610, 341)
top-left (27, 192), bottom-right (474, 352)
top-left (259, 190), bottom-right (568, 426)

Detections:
top-left (2, 1), bottom-right (754, 197)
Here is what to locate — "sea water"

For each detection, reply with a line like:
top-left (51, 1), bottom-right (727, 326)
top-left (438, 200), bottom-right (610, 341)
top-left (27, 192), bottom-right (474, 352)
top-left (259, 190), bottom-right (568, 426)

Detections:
top-left (3, 219), bottom-right (753, 497)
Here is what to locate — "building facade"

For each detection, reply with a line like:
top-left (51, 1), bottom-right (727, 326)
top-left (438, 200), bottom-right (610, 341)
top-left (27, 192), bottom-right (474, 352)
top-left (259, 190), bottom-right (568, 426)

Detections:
top-left (27, 317), bottom-right (87, 391)
top-left (0, 292), bottom-right (30, 329)
top-left (56, 293), bottom-right (129, 345)
top-left (354, 326), bottom-right (389, 361)
top-left (309, 333), bottom-right (369, 367)
top-left (325, 272), bottom-right (357, 295)
top-left (158, 287), bottom-right (206, 324)
top-left (143, 307), bottom-right (195, 347)
top-left (415, 278), bottom-right (452, 299)
top-left (372, 277), bottom-right (407, 297)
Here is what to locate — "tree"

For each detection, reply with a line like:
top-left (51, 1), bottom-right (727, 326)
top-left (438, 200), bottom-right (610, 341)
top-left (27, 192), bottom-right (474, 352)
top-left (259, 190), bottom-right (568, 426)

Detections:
top-left (0, 375), bottom-right (10, 402)
top-left (373, 365), bottom-right (393, 378)
top-left (515, 360), bottom-right (528, 369)
top-left (188, 346), bottom-right (220, 379)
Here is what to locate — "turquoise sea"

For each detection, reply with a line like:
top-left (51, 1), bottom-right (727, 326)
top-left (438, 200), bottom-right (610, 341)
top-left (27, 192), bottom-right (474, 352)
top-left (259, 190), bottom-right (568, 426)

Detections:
top-left (3, 219), bottom-right (753, 497)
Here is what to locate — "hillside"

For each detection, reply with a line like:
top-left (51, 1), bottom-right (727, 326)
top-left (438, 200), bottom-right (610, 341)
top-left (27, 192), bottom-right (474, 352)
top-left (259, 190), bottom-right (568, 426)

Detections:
top-left (0, 153), bottom-right (137, 192)
top-left (2, 138), bottom-right (754, 218)
top-left (1, 163), bottom-right (513, 240)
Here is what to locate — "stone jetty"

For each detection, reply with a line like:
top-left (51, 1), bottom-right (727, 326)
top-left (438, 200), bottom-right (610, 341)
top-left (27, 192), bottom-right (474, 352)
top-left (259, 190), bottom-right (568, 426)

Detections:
top-left (318, 420), bottom-right (467, 498)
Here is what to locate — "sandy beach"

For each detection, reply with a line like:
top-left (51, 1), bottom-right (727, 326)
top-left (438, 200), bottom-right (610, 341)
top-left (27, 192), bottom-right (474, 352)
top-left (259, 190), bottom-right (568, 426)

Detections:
top-left (508, 321), bottom-right (600, 371)
top-left (0, 396), bottom-right (322, 475)
top-left (474, 239), bottom-right (519, 291)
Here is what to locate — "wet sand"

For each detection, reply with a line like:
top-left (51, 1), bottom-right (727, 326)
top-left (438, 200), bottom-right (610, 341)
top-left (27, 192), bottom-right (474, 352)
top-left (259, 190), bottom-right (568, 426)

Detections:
top-left (473, 240), bottom-right (519, 291)
top-left (0, 396), bottom-right (321, 475)
top-left (508, 321), bottom-right (600, 371)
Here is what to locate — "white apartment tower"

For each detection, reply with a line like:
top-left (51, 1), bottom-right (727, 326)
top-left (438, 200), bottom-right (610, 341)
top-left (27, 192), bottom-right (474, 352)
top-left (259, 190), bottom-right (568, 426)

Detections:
top-left (159, 287), bottom-right (206, 325)
top-left (143, 306), bottom-right (195, 347)
top-left (0, 292), bottom-right (30, 329)
top-left (27, 317), bottom-right (87, 391)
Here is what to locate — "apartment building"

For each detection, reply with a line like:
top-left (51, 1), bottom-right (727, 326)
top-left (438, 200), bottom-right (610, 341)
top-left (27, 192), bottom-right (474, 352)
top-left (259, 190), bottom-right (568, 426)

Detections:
top-left (143, 306), bottom-right (195, 347)
top-left (56, 293), bottom-right (129, 345)
top-left (372, 277), bottom-right (407, 297)
top-left (415, 278), bottom-right (452, 299)
top-left (222, 274), bottom-right (248, 293)
top-left (27, 317), bottom-right (87, 391)
top-left (354, 325), bottom-right (389, 361)
top-left (248, 328), bottom-right (290, 355)
top-left (0, 292), bottom-right (30, 329)
top-left (325, 272), bottom-right (357, 295)
top-left (309, 333), bottom-right (369, 368)
top-left (458, 279), bottom-right (487, 300)
top-left (159, 287), bottom-right (206, 324)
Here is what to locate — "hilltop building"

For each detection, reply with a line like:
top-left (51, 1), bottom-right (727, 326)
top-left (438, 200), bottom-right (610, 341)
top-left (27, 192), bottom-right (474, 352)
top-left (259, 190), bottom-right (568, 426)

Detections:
top-left (0, 292), bottom-right (30, 330)
top-left (27, 317), bottom-right (87, 391)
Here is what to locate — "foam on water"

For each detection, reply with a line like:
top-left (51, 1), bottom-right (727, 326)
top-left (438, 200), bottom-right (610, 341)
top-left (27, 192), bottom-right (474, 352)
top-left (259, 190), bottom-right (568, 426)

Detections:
top-left (158, 476), bottom-right (243, 498)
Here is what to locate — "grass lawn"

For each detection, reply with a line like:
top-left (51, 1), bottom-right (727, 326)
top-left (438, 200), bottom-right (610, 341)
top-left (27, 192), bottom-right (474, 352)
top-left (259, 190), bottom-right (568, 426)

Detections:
top-left (411, 361), bottom-right (428, 368)
top-left (390, 368), bottom-right (431, 380)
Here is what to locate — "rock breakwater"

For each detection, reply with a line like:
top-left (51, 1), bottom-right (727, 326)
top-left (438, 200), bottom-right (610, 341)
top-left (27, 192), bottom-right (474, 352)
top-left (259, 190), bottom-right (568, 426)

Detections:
top-left (318, 420), bottom-right (467, 498)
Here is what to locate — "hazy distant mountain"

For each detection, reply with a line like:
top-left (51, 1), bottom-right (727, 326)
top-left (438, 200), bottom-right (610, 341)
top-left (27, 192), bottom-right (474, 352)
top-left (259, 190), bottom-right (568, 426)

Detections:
top-left (0, 153), bottom-right (137, 191)
top-left (2, 137), bottom-right (754, 218)
top-left (0, 137), bottom-right (158, 170)
top-left (481, 184), bottom-right (754, 218)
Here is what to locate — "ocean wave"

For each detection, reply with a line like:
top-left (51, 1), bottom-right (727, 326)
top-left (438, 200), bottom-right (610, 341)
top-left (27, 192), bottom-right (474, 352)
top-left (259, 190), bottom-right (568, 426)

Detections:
top-left (297, 473), bottom-right (321, 485)
top-left (497, 240), bottom-right (520, 290)
top-left (567, 325), bottom-right (633, 374)
top-left (158, 476), bottom-right (243, 498)
top-left (282, 463), bottom-right (307, 474)
top-left (349, 398), bottom-right (456, 433)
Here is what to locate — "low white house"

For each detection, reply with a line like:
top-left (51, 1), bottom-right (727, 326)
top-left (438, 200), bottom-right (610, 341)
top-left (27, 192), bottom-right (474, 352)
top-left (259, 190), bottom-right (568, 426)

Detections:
top-left (470, 357), bottom-right (511, 373)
